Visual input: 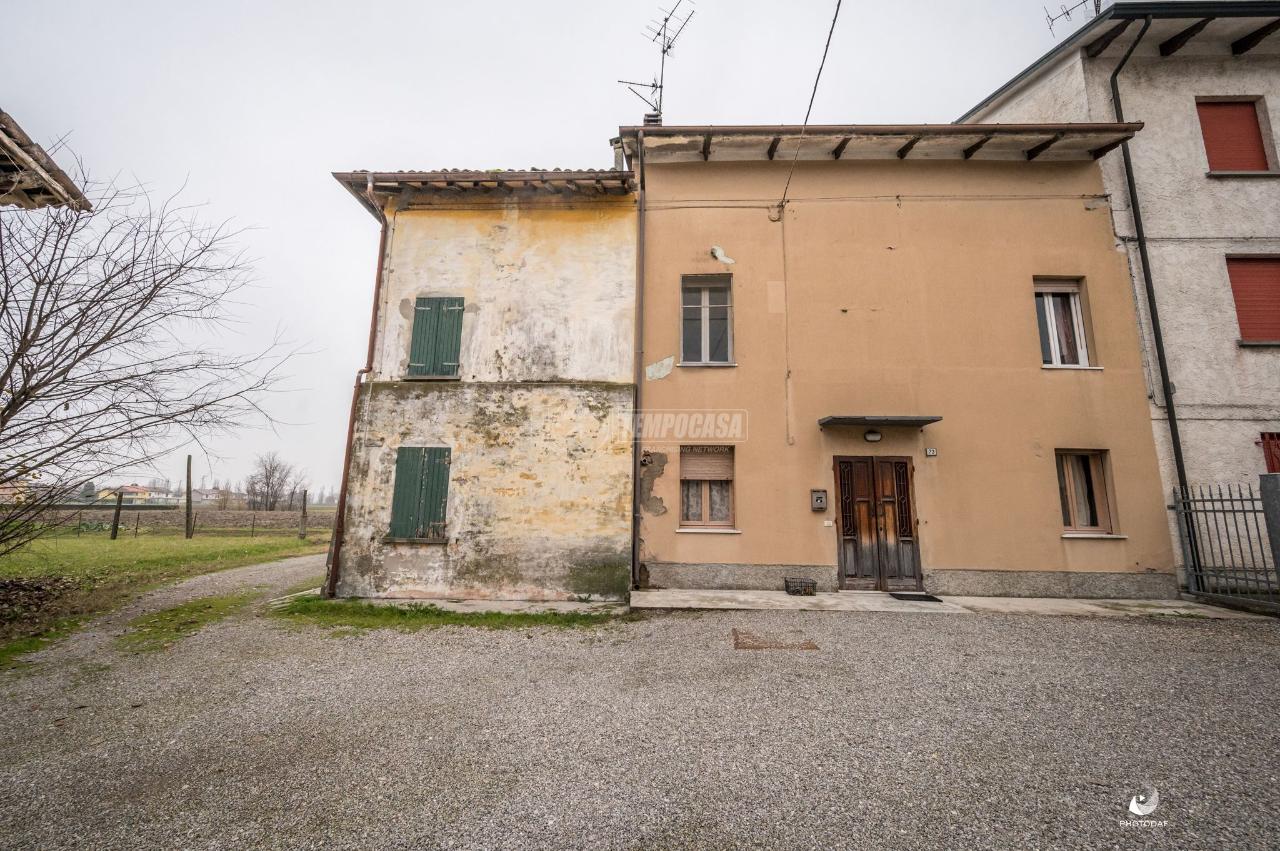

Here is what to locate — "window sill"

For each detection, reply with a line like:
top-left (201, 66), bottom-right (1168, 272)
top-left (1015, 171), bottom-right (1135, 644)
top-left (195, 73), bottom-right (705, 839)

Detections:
top-left (677, 362), bottom-right (738, 368)
top-left (1238, 340), bottom-right (1280, 348)
top-left (1061, 532), bottom-right (1128, 540)
top-left (676, 527), bottom-right (742, 534)
top-left (383, 536), bottom-right (448, 545)
top-left (1206, 170), bottom-right (1280, 179)
top-left (1041, 364), bottom-right (1103, 371)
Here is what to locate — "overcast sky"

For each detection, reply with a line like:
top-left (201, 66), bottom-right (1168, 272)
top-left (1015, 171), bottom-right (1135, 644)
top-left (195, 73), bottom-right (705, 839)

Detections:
top-left (2, 0), bottom-right (1097, 493)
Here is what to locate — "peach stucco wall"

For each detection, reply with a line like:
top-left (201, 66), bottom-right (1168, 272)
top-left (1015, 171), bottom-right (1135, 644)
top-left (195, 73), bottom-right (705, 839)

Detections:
top-left (637, 159), bottom-right (1174, 583)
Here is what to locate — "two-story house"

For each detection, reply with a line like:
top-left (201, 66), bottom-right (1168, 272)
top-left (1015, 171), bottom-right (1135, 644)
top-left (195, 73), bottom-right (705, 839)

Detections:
top-left (618, 123), bottom-right (1177, 598)
top-left (325, 171), bottom-right (637, 601)
top-left (960, 1), bottom-right (1280, 580)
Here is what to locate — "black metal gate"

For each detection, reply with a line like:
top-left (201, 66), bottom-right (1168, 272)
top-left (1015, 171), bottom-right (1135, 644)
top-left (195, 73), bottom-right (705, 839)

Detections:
top-left (1171, 484), bottom-right (1278, 614)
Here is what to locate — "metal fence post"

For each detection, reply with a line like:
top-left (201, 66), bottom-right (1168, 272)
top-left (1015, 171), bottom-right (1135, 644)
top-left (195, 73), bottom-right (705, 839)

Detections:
top-left (1261, 474), bottom-right (1280, 586)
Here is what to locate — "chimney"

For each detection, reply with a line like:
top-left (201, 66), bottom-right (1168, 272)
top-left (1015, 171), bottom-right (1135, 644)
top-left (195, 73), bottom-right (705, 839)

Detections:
top-left (643, 112), bottom-right (663, 127)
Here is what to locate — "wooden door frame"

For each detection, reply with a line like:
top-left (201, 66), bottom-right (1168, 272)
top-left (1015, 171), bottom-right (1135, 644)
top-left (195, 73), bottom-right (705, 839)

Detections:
top-left (831, 454), bottom-right (922, 591)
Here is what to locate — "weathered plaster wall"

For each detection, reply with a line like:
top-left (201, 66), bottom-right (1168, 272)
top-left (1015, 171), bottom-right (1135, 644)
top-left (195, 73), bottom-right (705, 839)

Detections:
top-left (972, 43), bottom-right (1280, 567)
top-left (373, 200), bottom-right (635, 384)
top-left (637, 159), bottom-right (1175, 597)
top-left (336, 193), bottom-right (637, 601)
top-left (339, 382), bottom-right (633, 601)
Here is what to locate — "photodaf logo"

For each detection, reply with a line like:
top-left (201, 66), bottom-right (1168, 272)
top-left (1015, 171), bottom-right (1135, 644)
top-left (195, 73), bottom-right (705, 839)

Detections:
top-left (1120, 785), bottom-right (1168, 828)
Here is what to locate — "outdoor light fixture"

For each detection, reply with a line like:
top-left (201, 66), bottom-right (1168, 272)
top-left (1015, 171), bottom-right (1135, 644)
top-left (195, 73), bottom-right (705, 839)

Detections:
top-left (864, 430), bottom-right (882, 443)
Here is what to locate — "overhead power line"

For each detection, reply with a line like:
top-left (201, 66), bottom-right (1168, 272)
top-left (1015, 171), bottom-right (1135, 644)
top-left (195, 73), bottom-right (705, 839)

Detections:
top-left (777, 0), bottom-right (845, 214)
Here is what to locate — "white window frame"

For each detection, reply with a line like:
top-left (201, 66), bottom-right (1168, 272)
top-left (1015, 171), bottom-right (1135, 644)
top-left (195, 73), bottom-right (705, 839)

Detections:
top-left (680, 276), bottom-right (734, 366)
top-left (1035, 281), bottom-right (1090, 367)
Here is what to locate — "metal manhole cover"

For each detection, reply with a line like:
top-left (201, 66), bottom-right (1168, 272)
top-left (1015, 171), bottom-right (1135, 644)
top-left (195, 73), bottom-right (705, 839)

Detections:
top-left (731, 628), bottom-right (818, 650)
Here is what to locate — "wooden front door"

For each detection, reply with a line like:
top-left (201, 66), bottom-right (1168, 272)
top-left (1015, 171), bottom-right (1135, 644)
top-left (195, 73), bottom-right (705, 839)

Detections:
top-left (834, 456), bottom-right (921, 591)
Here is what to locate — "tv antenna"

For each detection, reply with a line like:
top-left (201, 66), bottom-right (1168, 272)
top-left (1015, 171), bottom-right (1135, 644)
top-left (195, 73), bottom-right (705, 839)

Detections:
top-left (617, 0), bottom-right (696, 118)
top-left (1045, 0), bottom-right (1103, 36)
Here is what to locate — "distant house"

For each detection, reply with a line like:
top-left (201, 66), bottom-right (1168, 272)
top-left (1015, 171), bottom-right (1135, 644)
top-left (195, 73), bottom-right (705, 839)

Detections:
top-left (97, 484), bottom-right (153, 506)
top-left (0, 108), bottom-right (90, 211)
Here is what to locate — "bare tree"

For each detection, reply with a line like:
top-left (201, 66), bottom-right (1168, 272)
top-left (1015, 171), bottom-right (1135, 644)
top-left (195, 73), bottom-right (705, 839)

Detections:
top-left (0, 179), bottom-right (285, 554)
top-left (246, 452), bottom-right (294, 511)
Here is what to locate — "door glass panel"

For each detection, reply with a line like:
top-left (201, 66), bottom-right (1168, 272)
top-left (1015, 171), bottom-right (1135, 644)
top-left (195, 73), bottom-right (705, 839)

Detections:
top-left (708, 287), bottom-right (730, 306)
top-left (708, 481), bottom-right (732, 522)
top-left (682, 286), bottom-right (702, 307)
top-left (682, 308), bottom-right (702, 362)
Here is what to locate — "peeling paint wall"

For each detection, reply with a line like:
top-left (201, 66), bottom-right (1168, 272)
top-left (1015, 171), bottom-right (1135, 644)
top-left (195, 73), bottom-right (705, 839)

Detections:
top-left (373, 200), bottom-right (635, 384)
top-left (337, 193), bottom-right (636, 601)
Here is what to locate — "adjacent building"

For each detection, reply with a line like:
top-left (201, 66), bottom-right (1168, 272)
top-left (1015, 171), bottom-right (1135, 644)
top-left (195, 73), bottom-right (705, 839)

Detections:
top-left (619, 123), bottom-right (1177, 598)
top-left (960, 2), bottom-right (1280, 546)
top-left (0, 108), bottom-right (89, 211)
top-left (326, 171), bottom-right (637, 601)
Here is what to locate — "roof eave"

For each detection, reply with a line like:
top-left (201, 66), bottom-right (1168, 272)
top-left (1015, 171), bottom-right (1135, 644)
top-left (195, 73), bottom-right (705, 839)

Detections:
top-left (957, 1), bottom-right (1280, 122)
top-left (0, 110), bottom-right (91, 211)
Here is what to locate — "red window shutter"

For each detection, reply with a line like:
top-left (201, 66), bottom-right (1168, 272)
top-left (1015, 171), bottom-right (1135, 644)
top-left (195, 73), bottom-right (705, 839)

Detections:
top-left (1226, 258), bottom-right (1280, 342)
top-left (1263, 433), bottom-right (1280, 474)
top-left (1197, 101), bottom-right (1270, 172)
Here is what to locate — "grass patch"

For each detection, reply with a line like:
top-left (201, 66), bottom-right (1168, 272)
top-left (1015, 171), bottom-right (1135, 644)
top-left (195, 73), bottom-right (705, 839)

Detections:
top-left (0, 617), bottom-right (81, 671)
top-left (0, 533), bottom-right (327, 652)
top-left (114, 591), bottom-right (260, 653)
top-left (274, 594), bottom-right (622, 633)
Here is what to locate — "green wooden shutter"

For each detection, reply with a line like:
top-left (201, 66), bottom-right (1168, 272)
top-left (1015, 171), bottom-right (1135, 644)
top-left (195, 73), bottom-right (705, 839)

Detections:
top-left (420, 447), bottom-right (450, 540)
top-left (407, 297), bottom-right (464, 377)
top-left (389, 447), bottom-right (425, 537)
top-left (389, 446), bottom-right (451, 539)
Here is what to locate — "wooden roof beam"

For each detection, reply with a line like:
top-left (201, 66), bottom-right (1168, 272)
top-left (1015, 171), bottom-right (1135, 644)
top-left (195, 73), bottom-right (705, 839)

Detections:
top-left (831, 136), bottom-right (852, 159)
top-left (1090, 137), bottom-right (1128, 160)
top-left (1025, 133), bottom-right (1064, 161)
top-left (1085, 18), bottom-right (1133, 58)
top-left (1160, 17), bottom-right (1214, 56)
top-left (766, 136), bottom-right (781, 160)
top-left (1232, 17), bottom-right (1280, 55)
top-left (962, 134), bottom-right (993, 159)
top-left (701, 133), bottom-right (712, 161)
top-left (896, 136), bottom-right (921, 159)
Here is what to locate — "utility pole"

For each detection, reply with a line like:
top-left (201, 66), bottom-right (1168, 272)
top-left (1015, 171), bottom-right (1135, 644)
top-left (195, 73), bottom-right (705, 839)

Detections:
top-left (185, 454), bottom-right (194, 539)
top-left (299, 489), bottom-right (308, 540)
top-left (110, 491), bottom-right (124, 540)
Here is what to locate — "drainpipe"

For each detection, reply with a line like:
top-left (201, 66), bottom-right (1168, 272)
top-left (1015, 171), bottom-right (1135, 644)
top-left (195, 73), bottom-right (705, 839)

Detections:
top-left (1110, 16), bottom-right (1191, 500)
top-left (1110, 17), bottom-right (1196, 590)
top-left (631, 131), bottom-right (647, 590)
top-left (324, 177), bottom-right (390, 598)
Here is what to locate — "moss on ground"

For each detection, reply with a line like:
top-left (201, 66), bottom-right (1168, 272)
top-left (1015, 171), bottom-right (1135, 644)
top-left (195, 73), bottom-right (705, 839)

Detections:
top-left (273, 594), bottom-right (627, 633)
top-left (114, 591), bottom-right (262, 654)
top-left (0, 617), bottom-right (82, 671)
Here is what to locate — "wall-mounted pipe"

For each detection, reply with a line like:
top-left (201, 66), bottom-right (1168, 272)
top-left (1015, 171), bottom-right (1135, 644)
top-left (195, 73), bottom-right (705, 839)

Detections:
top-left (1110, 16), bottom-right (1195, 587)
top-left (630, 130), bottom-right (647, 590)
top-left (324, 178), bottom-right (390, 598)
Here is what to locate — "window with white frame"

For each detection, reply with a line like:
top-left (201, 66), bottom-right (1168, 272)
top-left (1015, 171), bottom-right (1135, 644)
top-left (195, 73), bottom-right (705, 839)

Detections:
top-left (1034, 279), bottom-right (1091, 367)
top-left (681, 275), bottom-right (733, 365)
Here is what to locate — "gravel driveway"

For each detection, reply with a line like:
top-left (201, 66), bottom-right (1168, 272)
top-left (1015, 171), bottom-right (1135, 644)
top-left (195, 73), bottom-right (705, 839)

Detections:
top-left (1, 558), bottom-right (1277, 850)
